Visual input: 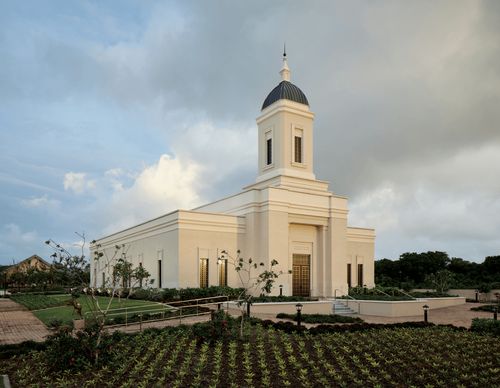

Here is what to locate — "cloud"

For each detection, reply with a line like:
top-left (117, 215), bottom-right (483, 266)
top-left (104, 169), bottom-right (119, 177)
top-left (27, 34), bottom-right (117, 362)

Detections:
top-left (97, 154), bottom-right (204, 235)
top-left (63, 172), bottom-right (96, 194)
top-left (349, 144), bottom-right (500, 260)
top-left (0, 224), bottom-right (43, 262)
top-left (1, 1), bottom-right (500, 263)
top-left (21, 194), bottom-right (60, 208)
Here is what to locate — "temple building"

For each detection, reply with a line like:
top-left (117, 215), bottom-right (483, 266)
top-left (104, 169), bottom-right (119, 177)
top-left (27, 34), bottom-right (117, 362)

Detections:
top-left (90, 53), bottom-right (375, 297)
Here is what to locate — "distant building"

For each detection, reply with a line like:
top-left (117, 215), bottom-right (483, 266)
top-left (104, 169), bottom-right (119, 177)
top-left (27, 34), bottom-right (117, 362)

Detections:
top-left (2, 254), bottom-right (51, 279)
top-left (91, 54), bottom-right (375, 297)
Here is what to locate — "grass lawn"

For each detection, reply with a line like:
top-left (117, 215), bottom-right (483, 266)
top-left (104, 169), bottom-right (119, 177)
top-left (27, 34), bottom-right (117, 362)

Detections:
top-left (32, 295), bottom-right (166, 326)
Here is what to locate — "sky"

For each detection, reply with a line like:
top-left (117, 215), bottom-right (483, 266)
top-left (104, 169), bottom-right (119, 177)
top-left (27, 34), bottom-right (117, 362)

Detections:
top-left (1, 0), bottom-right (499, 265)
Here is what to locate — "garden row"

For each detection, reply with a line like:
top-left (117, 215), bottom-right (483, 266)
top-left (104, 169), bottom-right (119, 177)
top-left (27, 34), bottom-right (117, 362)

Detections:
top-left (1, 323), bottom-right (499, 387)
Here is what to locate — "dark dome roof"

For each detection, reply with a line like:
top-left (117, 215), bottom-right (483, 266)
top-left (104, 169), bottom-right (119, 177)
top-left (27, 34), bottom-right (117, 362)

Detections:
top-left (261, 80), bottom-right (309, 110)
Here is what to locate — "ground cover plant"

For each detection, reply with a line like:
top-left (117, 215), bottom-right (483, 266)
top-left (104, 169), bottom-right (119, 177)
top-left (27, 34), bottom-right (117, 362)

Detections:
top-left (276, 312), bottom-right (363, 324)
top-left (1, 324), bottom-right (499, 387)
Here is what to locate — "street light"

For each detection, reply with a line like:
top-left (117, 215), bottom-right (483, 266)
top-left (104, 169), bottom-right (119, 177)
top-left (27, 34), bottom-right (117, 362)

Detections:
top-left (423, 305), bottom-right (429, 323)
top-left (279, 284), bottom-right (283, 297)
top-left (296, 303), bottom-right (303, 328)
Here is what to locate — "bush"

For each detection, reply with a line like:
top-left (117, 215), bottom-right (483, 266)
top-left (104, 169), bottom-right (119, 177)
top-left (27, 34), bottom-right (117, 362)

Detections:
top-left (276, 313), bottom-right (363, 324)
top-left (45, 325), bottom-right (119, 370)
top-left (127, 288), bottom-right (151, 300)
top-left (470, 304), bottom-right (499, 312)
top-left (252, 295), bottom-right (319, 303)
top-left (191, 310), bottom-right (237, 343)
top-left (0, 340), bottom-right (46, 359)
top-left (470, 318), bottom-right (500, 336)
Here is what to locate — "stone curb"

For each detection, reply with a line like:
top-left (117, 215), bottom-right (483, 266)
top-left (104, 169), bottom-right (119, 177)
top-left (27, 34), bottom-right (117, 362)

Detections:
top-left (1, 375), bottom-right (12, 388)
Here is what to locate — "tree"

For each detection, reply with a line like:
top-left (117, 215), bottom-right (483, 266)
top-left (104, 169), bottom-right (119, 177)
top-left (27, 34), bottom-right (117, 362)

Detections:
top-left (220, 249), bottom-right (290, 337)
top-left (45, 233), bottom-right (90, 287)
top-left (46, 234), bottom-right (127, 365)
top-left (425, 270), bottom-right (454, 293)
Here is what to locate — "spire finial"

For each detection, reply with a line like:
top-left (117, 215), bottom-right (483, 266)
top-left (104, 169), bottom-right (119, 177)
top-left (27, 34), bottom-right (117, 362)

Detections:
top-left (280, 44), bottom-right (290, 81)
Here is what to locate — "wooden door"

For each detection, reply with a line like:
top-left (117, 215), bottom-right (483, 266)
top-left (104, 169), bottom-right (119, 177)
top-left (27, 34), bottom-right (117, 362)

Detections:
top-left (292, 254), bottom-right (310, 297)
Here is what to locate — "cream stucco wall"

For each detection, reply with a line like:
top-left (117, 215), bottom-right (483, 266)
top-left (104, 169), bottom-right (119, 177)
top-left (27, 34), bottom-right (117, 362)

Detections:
top-left (90, 63), bottom-right (376, 296)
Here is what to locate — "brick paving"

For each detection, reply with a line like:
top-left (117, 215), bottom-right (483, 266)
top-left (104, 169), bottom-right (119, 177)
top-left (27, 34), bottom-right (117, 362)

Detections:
top-left (0, 299), bottom-right (50, 345)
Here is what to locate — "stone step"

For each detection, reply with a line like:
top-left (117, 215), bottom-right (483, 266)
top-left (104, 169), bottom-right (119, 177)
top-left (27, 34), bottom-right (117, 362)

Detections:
top-left (332, 300), bottom-right (357, 315)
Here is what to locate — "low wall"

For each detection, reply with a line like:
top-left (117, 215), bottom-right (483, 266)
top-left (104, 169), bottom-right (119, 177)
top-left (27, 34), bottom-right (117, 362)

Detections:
top-left (342, 297), bottom-right (466, 317)
top-left (226, 301), bottom-right (332, 315)
top-left (413, 289), bottom-right (500, 302)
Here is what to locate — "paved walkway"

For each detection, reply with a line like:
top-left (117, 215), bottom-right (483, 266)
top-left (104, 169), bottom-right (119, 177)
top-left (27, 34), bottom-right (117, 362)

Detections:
top-left (356, 302), bottom-right (494, 328)
top-left (0, 299), bottom-right (50, 345)
top-left (247, 302), bottom-right (494, 329)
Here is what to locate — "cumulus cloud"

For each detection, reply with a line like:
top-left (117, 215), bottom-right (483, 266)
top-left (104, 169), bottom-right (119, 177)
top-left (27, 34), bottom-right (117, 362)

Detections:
top-left (64, 172), bottom-right (96, 194)
top-left (96, 154), bottom-right (204, 235)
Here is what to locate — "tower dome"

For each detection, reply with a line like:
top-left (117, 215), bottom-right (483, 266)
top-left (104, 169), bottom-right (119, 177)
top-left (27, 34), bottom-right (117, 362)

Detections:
top-left (261, 50), bottom-right (309, 110)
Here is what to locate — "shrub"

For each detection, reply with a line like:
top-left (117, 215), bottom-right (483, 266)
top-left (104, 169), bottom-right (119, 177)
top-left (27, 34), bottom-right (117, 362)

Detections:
top-left (0, 340), bottom-right (46, 359)
top-left (470, 318), bottom-right (500, 336)
top-left (252, 295), bottom-right (319, 303)
top-left (48, 319), bottom-right (64, 329)
top-left (276, 313), bottom-right (363, 324)
top-left (470, 304), bottom-right (499, 312)
top-left (128, 288), bottom-right (151, 300)
top-left (45, 325), bottom-right (118, 370)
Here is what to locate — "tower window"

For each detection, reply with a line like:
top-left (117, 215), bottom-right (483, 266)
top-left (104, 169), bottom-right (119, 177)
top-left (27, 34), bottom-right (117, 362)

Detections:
top-left (294, 136), bottom-right (302, 163)
top-left (266, 138), bottom-right (272, 165)
top-left (347, 263), bottom-right (352, 289)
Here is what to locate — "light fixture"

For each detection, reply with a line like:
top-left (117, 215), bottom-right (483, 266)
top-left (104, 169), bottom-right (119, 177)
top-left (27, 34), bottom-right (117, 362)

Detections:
top-left (423, 304), bottom-right (429, 323)
top-left (296, 303), bottom-right (303, 328)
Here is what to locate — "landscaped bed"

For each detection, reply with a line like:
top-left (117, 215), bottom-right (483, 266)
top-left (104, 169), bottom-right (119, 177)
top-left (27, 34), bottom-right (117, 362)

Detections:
top-left (1, 323), bottom-right (499, 387)
top-left (276, 313), bottom-right (363, 324)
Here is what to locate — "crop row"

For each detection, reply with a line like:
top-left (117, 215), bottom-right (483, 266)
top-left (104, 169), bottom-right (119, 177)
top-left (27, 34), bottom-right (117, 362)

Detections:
top-left (4, 326), bottom-right (500, 387)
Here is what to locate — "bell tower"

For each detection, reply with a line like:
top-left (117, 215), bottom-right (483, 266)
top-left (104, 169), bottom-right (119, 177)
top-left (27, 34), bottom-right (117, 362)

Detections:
top-left (256, 51), bottom-right (316, 184)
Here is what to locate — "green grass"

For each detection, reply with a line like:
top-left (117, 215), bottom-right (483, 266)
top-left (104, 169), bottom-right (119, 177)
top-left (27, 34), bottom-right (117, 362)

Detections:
top-left (32, 296), bottom-right (166, 326)
top-left (10, 294), bottom-right (71, 310)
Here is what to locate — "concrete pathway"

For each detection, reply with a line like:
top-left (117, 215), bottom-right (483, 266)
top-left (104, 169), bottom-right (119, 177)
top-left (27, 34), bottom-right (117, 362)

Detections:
top-left (356, 302), bottom-right (494, 328)
top-left (0, 299), bottom-right (50, 345)
top-left (247, 302), bottom-right (495, 329)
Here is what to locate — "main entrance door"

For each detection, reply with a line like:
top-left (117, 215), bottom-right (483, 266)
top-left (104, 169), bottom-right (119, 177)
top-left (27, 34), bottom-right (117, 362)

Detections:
top-left (292, 254), bottom-right (310, 297)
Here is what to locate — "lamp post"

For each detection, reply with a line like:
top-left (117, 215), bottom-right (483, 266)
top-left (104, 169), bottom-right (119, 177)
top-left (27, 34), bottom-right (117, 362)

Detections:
top-left (423, 305), bottom-right (429, 323)
top-left (279, 284), bottom-right (283, 297)
top-left (296, 303), bottom-right (303, 328)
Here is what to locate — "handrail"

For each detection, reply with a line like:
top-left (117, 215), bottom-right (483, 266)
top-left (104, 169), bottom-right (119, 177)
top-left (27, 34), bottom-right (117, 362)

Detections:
top-left (84, 295), bottom-right (230, 328)
top-left (398, 289), bottom-right (417, 300)
top-left (373, 287), bottom-right (392, 298)
top-left (343, 294), bottom-right (360, 314)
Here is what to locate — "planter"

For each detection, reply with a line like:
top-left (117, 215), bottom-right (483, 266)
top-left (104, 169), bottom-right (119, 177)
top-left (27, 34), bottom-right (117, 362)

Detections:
top-left (73, 319), bottom-right (85, 331)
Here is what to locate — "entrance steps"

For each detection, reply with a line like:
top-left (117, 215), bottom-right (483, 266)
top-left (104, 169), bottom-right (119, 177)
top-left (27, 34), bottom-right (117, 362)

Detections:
top-left (331, 299), bottom-right (357, 315)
